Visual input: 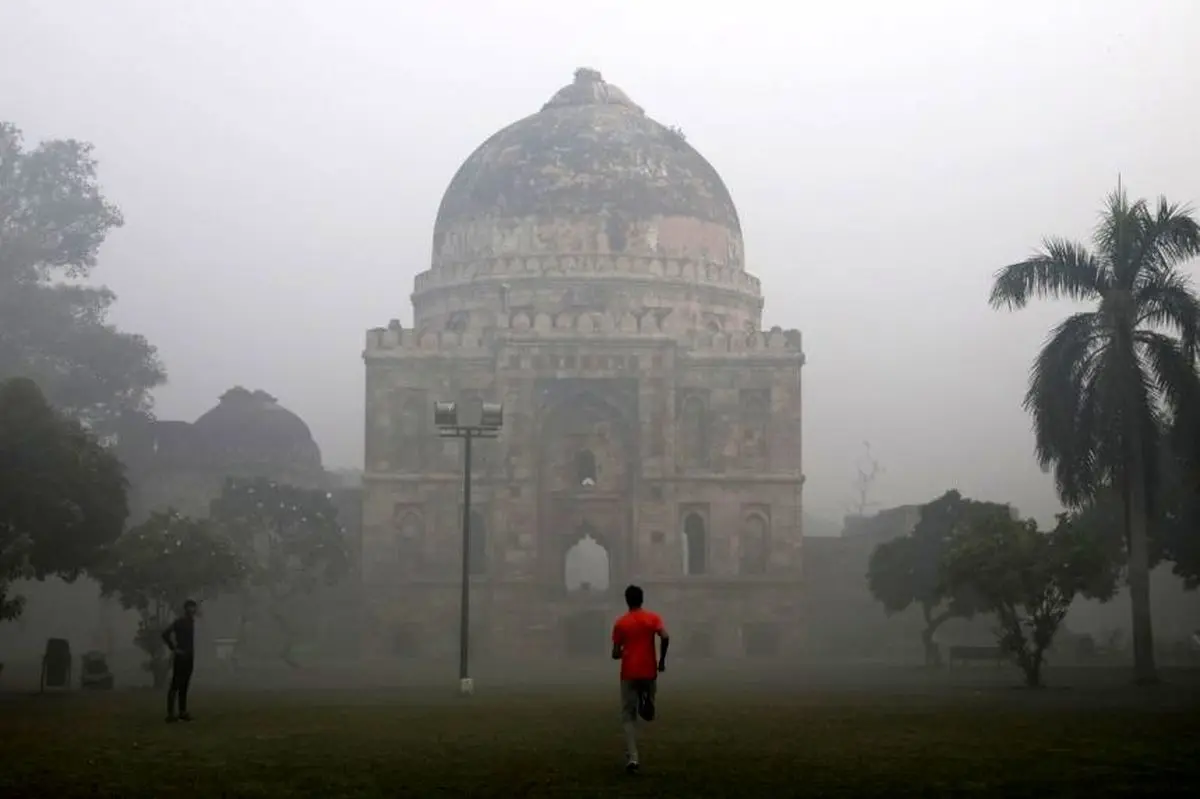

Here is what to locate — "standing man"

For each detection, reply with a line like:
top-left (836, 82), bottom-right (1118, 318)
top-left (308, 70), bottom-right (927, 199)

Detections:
top-left (162, 599), bottom-right (198, 723)
top-left (611, 584), bottom-right (670, 773)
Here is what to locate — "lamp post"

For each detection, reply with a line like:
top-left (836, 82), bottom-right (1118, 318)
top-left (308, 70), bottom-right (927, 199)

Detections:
top-left (434, 399), bottom-right (503, 697)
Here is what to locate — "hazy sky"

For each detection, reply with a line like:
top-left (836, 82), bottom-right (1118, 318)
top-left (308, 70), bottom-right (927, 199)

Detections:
top-left (2, 0), bottom-right (1197, 524)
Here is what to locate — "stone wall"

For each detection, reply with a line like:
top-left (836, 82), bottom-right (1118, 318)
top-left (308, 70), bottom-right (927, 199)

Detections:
top-left (361, 318), bottom-right (805, 660)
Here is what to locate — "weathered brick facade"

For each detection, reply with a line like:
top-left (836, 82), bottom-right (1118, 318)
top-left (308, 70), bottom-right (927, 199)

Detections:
top-left (361, 69), bottom-right (806, 661)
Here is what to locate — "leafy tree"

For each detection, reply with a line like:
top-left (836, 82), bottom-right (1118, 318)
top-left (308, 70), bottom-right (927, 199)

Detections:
top-left (209, 477), bottom-right (348, 667)
top-left (1067, 444), bottom-right (1199, 586)
top-left (0, 122), bottom-right (165, 434)
top-left (989, 184), bottom-right (1200, 684)
top-left (93, 510), bottom-right (248, 686)
top-left (0, 377), bottom-right (129, 621)
top-left (1161, 407), bottom-right (1200, 586)
top-left (943, 511), bottom-right (1121, 687)
top-left (1153, 444), bottom-right (1200, 588)
top-left (866, 490), bottom-right (1003, 665)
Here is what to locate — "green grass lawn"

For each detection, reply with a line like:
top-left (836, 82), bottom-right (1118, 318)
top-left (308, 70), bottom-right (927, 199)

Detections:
top-left (2, 679), bottom-right (1198, 798)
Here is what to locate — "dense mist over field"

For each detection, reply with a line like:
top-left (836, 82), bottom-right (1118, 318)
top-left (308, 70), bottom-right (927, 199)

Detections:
top-left (0, 0), bottom-right (1195, 525)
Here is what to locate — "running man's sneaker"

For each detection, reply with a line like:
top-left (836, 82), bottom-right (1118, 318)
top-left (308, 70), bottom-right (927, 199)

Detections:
top-left (625, 759), bottom-right (640, 774)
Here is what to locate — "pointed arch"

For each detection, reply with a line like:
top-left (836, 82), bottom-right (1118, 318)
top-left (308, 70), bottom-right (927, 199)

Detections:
top-left (397, 394), bottom-right (427, 471)
top-left (740, 390), bottom-right (769, 461)
top-left (679, 394), bottom-right (708, 467)
top-left (396, 512), bottom-right (422, 561)
top-left (740, 513), bottom-right (769, 575)
top-left (575, 449), bottom-right (598, 485)
top-left (682, 512), bottom-right (708, 576)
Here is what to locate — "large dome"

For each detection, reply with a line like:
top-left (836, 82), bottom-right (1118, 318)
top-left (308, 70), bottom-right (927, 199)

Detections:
top-left (411, 68), bottom-right (763, 336)
top-left (433, 67), bottom-right (742, 263)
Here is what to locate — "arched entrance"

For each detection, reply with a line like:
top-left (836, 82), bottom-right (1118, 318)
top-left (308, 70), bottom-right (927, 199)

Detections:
top-left (564, 527), bottom-right (611, 594)
top-left (535, 381), bottom-right (638, 590)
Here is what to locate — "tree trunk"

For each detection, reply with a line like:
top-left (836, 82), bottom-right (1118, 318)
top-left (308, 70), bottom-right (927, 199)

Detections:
top-left (1126, 419), bottom-right (1158, 685)
top-left (1127, 488), bottom-right (1158, 684)
top-left (1022, 651), bottom-right (1043, 688)
top-left (921, 605), bottom-right (949, 667)
top-left (921, 626), bottom-right (940, 667)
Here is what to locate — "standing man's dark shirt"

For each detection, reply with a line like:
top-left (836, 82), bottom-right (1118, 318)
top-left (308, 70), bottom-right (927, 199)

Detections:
top-left (163, 600), bottom-right (198, 722)
top-left (164, 616), bottom-right (194, 657)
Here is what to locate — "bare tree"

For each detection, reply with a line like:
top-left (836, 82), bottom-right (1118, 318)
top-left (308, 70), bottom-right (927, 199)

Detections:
top-left (849, 441), bottom-right (884, 517)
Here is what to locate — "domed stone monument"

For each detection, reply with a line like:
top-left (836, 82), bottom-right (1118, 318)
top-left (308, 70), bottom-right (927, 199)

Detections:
top-left (362, 68), bottom-right (806, 662)
top-left (119, 386), bottom-right (328, 519)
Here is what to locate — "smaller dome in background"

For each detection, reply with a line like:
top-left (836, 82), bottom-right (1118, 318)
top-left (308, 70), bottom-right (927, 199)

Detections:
top-left (192, 387), bottom-right (323, 472)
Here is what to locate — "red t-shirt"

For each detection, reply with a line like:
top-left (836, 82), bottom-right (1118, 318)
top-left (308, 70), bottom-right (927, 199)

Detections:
top-left (612, 609), bottom-right (664, 681)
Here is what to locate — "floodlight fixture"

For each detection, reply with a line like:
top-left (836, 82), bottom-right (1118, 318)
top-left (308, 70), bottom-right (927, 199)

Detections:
top-left (434, 401), bottom-right (458, 428)
top-left (480, 402), bottom-right (503, 430)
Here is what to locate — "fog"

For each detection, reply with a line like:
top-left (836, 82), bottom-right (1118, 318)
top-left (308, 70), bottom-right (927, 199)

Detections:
top-left (3, 0), bottom-right (1195, 526)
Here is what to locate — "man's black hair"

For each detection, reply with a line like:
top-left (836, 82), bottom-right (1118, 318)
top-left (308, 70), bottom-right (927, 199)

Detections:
top-left (183, 599), bottom-right (197, 609)
top-left (624, 584), bottom-right (644, 609)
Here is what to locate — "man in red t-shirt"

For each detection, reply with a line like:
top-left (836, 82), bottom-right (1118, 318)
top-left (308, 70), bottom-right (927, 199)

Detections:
top-left (611, 584), bottom-right (670, 772)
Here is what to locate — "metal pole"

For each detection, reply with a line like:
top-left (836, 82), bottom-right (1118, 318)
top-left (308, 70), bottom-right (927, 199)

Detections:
top-left (458, 431), bottom-right (473, 694)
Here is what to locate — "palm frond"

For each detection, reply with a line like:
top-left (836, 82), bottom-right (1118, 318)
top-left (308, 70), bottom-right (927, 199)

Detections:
top-left (1041, 363), bottom-right (1106, 507)
top-left (1136, 271), bottom-right (1200, 358)
top-left (1023, 312), bottom-right (1106, 503)
top-left (1094, 186), bottom-right (1146, 287)
top-left (989, 238), bottom-right (1104, 310)
top-left (1137, 330), bottom-right (1200, 423)
top-left (1135, 197), bottom-right (1200, 282)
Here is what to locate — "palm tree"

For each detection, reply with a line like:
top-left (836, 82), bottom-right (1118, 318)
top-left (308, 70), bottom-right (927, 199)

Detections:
top-left (989, 184), bottom-right (1200, 684)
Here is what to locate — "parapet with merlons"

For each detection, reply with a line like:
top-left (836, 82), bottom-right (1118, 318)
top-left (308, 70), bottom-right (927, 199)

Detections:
top-left (683, 327), bottom-right (804, 362)
top-left (364, 316), bottom-right (803, 363)
top-left (364, 323), bottom-right (491, 358)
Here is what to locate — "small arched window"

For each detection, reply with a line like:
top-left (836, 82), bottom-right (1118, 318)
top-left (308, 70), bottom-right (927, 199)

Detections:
top-left (396, 512), bottom-right (422, 567)
top-left (398, 397), bottom-right (426, 471)
top-left (575, 449), bottom-right (598, 486)
top-left (741, 394), bottom-right (769, 460)
top-left (682, 513), bottom-right (708, 576)
top-left (740, 515), bottom-right (768, 575)
top-left (680, 396), bottom-right (707, 467)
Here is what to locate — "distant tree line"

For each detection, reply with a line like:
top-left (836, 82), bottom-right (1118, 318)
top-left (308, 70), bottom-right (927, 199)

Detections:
top-left (0, 121), bottom-right (347, 682)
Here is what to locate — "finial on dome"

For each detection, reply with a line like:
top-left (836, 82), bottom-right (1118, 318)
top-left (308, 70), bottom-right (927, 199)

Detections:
top-left (574, 67), bottom-right (602, 84)
top-left (542, 67), bottom-right (642, 113)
